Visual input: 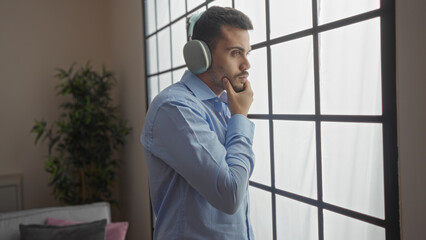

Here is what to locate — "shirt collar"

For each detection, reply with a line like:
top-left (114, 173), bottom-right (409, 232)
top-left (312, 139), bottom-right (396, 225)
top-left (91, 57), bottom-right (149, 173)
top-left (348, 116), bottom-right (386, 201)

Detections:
top-left (181, 70), bottom-right (227, 103)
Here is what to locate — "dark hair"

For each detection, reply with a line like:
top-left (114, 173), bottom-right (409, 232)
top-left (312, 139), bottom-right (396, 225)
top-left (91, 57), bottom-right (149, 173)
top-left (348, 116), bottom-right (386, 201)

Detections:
top-left (188, 6), bottom-right (253, 50)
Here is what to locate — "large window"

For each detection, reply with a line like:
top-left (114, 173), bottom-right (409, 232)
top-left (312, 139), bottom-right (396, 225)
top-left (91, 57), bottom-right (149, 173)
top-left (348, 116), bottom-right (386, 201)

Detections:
top-left (143, 0), bottom-right (399, 239)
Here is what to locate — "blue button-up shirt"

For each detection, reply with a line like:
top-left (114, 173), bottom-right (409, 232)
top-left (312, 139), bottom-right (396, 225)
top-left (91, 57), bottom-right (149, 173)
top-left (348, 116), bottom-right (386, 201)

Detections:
top-left (141, 70), bottom-right (255, 239)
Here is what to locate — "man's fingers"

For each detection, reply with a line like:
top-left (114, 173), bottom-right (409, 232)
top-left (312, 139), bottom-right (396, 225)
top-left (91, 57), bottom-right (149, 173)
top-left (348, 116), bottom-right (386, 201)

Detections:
top-left (222, 77), bottom-right (235, 94)
top-left (223, 78), bottom-right (254, 117)
top-left (243, 80), bottom-right (252, 93)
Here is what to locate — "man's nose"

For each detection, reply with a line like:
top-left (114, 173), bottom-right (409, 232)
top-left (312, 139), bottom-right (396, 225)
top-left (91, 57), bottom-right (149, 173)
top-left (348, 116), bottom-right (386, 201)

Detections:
top-left (240, 56), bottom-right (251, 71)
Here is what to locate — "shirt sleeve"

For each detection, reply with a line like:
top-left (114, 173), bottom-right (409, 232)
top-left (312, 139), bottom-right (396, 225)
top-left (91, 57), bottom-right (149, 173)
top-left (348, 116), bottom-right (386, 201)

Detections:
top-left (145, 100), bottom-right (255, 215)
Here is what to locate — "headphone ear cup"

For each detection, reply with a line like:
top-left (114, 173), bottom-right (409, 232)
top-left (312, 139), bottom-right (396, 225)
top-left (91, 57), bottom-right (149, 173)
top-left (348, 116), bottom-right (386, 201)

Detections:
top-left (183, 40), bottom-right (211, 74)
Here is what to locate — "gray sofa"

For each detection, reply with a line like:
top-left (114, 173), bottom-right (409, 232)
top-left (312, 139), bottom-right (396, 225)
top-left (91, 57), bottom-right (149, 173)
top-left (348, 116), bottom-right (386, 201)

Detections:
top-left (0, 202), bottom-right (111, 240)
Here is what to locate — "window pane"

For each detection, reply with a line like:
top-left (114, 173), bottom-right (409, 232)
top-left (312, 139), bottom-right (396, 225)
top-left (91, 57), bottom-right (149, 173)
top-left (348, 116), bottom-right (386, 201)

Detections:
top-left (159, 72), bottom-right (172, 92)
top-left (321, 122), bottom-right (385, 219)
top-left (234, 0), bottom-right (266, 45)
top-left (170, 0), bottom-right (186, 21)
top-left (274, 121), bottom-right (317, 199)
top-left (276, 196), bottom-right (318, 240)
top-left (319, 18), bottom-right (382, 115)
top-left (248, 47), bottom-right (268, 114)
top-left (269, 0), bottom-right (312, 39)
top-left (187, 0), bottom-right (205, 10)
top-left (172, 68), bottom-right (186, 84)
top-left (156, 0), bottom-right (170, 29)
top-left (158, 27), bottom-right (171, 72)
top-left (171, 19), bottom-right (187, 68)
top-left (318, 0), bottom-right (380, 25)
top-left (145, 0), bottom-right (156, 35)
top-left (147, 76), bottom-right (159, 103)
top-left (249, 187), bottom-right (273, 240)
top-left (251, 120), bottom-right (271, 186)
top-left (324, 210), bottom-right (385, 240)
top-left (146, 35), bottom-right (158, 75)
top-left (208, 0), bottom-right (232, 8)
top-left (271, 36), bottom-right (315, 114)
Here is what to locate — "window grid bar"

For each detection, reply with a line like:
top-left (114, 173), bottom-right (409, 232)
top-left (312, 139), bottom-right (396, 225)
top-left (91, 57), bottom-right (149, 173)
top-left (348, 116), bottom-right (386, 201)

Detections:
top-left (311, 0), bottom-right (324, 238)
top-left (142, 0), bottom-right (154, 230)
top-left (154, 0), bottom-right (161, 94)
top-left (147, 65), bottom-right (187, 78)
top-left (323, 202), bottom-right (387, 228)
top-left (145, 0), bottom-right (214, 40)
top-left (255, 8), bottom-right (382, 49)
top-left (250, 181), bottom-right (318, 208)
top-left (248, 114), bottom-right (383, 123)
top-left (145, 7), bottom-right (381, 49)
top-left (263, 0), bottom-right (277, 238)
top-left (168, 0), bottom-right (174, 84)
top-left (156, 36), bottom-right (160, 92)
top-left (145, 7), bottom-right (383, 83)
top-left (143, 1), bottom-right (149, 112)
top-left (249, 181), bottom-right (387, 228)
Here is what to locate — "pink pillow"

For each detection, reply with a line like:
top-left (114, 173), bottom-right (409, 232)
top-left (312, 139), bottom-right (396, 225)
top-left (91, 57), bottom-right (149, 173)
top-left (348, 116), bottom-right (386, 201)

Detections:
top-left (46, 218), bottom-right (128, 240)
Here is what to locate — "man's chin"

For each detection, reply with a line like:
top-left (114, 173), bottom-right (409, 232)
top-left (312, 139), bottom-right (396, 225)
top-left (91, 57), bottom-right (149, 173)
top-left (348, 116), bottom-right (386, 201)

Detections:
top-left (232, 77), bottom-right (247, 92)
top-left (231, 84), bottom-right (245, 93)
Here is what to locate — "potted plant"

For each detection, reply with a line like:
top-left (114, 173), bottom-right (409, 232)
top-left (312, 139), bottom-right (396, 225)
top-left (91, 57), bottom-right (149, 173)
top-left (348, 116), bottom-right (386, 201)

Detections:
top-left (31, 62), bottom-right (131, 205)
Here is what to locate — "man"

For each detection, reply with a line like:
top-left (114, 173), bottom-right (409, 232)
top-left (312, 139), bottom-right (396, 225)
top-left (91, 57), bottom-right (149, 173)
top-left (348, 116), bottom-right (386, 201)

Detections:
top-left (141, 6), bottom-right (255, 239)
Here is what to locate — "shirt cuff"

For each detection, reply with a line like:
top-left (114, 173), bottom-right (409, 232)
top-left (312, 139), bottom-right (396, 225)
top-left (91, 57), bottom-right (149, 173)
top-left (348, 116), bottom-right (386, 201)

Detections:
top-left (227, 114), bottom-right (255, 143)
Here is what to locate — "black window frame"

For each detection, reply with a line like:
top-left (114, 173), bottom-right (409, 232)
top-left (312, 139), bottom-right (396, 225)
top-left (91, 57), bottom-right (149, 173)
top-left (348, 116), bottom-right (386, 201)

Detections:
top-left (142, 0), bottom-right (400, 239)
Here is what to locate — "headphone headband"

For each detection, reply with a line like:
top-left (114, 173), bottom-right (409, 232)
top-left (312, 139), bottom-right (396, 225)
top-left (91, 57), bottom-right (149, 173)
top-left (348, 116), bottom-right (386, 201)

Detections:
top-left (188, 11), bottom-right (204, 40)
top-left (184, 11), bottom-right (211, 74)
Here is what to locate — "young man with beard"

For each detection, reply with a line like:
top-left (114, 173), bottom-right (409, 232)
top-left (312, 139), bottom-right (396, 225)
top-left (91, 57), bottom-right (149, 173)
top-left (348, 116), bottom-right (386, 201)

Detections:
top-left (141, 6), bottom-right (255, 239)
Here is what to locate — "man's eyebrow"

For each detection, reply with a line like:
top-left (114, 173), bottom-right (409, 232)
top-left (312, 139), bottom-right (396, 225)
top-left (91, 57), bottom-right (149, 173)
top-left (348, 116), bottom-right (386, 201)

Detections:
top-left (226, 46), bottom-right (252, 53)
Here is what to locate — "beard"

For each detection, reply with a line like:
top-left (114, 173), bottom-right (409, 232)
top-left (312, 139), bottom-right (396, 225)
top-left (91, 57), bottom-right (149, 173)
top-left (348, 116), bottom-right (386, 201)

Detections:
top-left (231, 71), bottom-right (249, 92)
top-left (207, 67), bottom-right (249, 93)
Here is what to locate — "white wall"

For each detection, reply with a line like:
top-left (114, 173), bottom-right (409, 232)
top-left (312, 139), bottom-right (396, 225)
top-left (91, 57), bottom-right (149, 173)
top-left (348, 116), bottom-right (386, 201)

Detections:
top-left (0, 0), bottom-right (114, 210)
top-left (107, 0), bottom-right (152, 239)
top-left (0, 0), bottom-right (151, 239)
top-left (396, 0), bottom-right (426, 239)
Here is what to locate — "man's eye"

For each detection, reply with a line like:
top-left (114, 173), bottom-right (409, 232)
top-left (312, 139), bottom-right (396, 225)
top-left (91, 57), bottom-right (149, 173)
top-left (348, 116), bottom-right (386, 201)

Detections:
top-left (232, 51), bottom-right (241, 56)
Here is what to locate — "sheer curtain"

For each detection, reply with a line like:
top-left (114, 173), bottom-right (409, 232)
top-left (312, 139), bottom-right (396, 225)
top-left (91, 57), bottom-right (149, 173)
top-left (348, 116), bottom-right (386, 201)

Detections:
top-left (246, 0), bottom-right (385, 239)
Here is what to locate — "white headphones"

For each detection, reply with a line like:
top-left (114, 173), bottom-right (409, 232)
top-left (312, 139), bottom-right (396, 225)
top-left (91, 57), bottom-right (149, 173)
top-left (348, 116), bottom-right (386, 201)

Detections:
top-left (183, 12), bottom-right (212, 74)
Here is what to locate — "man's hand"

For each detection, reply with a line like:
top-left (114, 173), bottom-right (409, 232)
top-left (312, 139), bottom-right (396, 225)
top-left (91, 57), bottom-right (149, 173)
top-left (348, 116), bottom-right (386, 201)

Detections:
top-left (223, 77), bottom-right (254, 117)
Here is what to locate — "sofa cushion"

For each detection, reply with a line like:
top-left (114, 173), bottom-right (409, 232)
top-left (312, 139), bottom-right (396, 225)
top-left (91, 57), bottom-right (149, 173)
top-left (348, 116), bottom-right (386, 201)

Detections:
top-left (0, 202), bottom-right (110, 240)
top-left (46, 217), bottom-right (128, 240)
top-left (20, 219), bottom-right (107, 240)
